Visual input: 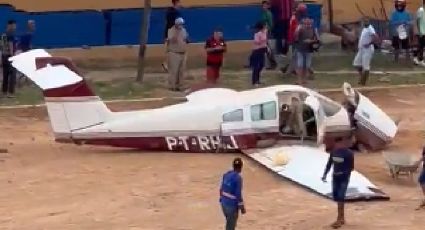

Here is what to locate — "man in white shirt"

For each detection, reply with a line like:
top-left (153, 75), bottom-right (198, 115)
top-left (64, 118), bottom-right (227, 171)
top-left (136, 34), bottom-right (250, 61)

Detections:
top-left (414, 1), bottom-right (425, 65)
top-left (353, 17), bottom-right (379, 86)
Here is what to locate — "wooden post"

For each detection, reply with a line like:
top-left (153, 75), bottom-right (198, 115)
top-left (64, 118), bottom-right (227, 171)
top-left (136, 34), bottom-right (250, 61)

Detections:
top-left (327, 0), bottom-right (334, 32)
top-left (136, 0), bottom-right (152, 82)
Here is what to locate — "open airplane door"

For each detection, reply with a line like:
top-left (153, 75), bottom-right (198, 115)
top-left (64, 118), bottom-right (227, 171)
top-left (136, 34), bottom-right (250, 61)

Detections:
top-left (304, 95), bottom-right (326, 145)
top-left (343, 83), bottom-right (398, 150)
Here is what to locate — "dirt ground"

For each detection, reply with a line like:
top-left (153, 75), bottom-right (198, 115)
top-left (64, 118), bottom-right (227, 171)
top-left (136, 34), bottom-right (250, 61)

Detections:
top-left (0, 87), bottom-right (425, 230)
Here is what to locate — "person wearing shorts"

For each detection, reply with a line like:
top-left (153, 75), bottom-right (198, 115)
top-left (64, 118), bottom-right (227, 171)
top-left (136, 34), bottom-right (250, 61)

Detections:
top-left (416, 147), bottom-right (425, 210)
top-left (294, 18), bottom-right (315, 85)
top-left (322, 135), bottom-right (354, 229)
top-left (353, 17), bottom-right (379, 86)
top-left (390, 0), bottom-right (412, 62)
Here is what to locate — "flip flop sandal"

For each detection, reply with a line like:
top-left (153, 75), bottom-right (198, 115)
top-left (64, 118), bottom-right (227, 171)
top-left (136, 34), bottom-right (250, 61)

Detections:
top-left (331, 221), bottom-right (343, 229)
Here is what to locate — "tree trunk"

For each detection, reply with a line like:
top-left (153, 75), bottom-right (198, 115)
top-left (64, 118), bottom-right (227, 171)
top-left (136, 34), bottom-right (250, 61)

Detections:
top-left (327, 0), bottom-right (334, 33)
top-left (136, 0), bottom-right (152, 82)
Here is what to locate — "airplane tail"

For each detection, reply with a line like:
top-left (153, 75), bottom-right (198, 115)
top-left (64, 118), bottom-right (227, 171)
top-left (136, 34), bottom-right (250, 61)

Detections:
top-left (9, 49), bottom-right (111, 141)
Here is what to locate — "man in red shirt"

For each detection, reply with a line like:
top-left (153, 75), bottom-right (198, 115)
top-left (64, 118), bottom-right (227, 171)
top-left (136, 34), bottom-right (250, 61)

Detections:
top-left (205, 28), bottom-right (226, 84)
top-left (270, 0), bottom-right (295, 55)
top-left (281, 3), bottom-right (307, 75)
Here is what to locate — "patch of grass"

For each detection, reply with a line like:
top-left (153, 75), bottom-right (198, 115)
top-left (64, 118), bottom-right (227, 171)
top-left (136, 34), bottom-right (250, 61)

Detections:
top-left (4, 71), bottom-right (424, 106)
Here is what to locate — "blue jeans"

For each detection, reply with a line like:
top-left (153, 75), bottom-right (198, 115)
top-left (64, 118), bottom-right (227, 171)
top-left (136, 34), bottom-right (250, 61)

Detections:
top-left (221, 204), bottom-right (239, 230)
top-left (250, 48), bottom-right (266, 85)
top-left (418, 169), bottom-right (425, 185)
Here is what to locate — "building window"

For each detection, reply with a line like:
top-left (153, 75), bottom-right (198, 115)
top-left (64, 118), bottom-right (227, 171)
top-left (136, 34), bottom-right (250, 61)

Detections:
top-left (223, 109), bottom-right (243, 122)
top-left (251, 101), bottom-right (276, 121)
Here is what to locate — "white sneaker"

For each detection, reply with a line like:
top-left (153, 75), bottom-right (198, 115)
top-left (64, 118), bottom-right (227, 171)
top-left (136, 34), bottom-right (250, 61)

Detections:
top-left (413, 57), bottom-right (420, 65)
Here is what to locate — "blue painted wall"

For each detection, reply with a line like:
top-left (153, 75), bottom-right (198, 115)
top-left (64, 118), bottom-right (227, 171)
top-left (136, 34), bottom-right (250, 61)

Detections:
top-left (0, 4), bottom-right (322, 48)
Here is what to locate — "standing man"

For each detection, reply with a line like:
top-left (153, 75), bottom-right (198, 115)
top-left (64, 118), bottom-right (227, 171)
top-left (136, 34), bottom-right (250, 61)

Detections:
top-left (261, 0), bottom-right (277, 69)
top-left (322, 135), bottom-right (354, 229)
top-left (294, 18), bottom-right (316, 85)
top-left (167, 17), bottom-right (188, 91)
top-left (163, 0), bottom-right (182, 72)
top-left (284, 4), bottom-right (307, 75)
top-left (205, 28), bottom-right (226, 84)
top-left (414, 1), bottom-right (425, 66)
top-left (18, 20), bottom-right (36, 52)
top-left (219, 157), bottom-right (246, 230)
top-left (270, 0), bottom-right (294, 56)
top-left (16, 20), bottom-right (35, 87)
top-left (390, 0), bottom-right (412, 62)
top-left (0, 20), bottom-right (17, 98)
top-left (353, 17), bottom-right (379, 86)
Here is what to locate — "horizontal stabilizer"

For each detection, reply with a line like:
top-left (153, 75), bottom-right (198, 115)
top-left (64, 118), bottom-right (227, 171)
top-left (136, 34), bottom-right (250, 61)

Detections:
top-left (31, 65), bottom-right (83, 90)
top-left (9, 49), bottom-right (51, 76)
top-left (9, 49), bottom-right (83, 90)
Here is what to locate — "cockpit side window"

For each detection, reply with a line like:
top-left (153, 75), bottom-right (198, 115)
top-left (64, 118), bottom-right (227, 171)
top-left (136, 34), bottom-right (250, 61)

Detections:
top-left (251, 101), bottom-right (277, 121)
top-left (223, 109), bottom-right (243, 122)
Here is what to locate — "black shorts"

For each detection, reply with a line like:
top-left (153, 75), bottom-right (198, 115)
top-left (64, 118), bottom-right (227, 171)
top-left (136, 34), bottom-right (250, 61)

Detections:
top-left (418, 35), bottom-right (425, 48)
top-left (392, 36), bottom-right (409, 50)
top-left (332, 175), bottom-right (350, 202)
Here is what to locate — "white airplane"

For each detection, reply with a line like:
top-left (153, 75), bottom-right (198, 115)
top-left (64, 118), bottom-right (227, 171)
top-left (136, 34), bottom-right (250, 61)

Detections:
top-left (9, 49), bottom-right (398, 201)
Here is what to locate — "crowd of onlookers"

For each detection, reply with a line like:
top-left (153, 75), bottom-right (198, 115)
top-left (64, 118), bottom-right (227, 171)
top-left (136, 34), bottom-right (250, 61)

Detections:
top-left (3, 0), bottom-right (425, 95)
top-left (161, 0), bottom-right (425, 91)
top-left (162, 0), bottom-right (321, 90)
top-left (0, 19), bottom-right (35, 98)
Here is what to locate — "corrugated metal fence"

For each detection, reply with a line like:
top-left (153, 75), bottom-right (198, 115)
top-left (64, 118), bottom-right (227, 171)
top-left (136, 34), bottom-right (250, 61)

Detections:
top-left (0, 3), bottom-right (322, 48)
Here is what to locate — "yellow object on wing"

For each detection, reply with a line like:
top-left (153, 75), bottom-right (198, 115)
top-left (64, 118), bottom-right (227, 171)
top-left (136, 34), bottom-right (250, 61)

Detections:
top-left (273, 152), bottom-right (290, 166)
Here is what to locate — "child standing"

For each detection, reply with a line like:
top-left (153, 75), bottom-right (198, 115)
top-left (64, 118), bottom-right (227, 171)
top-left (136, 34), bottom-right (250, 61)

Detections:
top-left (250, 22), bottom-right (268, 87)
top-left (205, 28), bottom-right (226, 84)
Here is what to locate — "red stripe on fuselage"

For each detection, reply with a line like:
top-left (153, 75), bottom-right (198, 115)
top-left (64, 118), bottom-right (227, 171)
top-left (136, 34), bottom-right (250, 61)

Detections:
top-left (55, 134), bottom-right (266, 153)
top-left (54, 132), bottom-right (319, 153)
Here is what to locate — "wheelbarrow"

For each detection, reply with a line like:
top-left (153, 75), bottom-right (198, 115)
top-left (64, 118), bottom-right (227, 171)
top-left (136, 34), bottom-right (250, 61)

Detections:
top-left (382, 151), bottom-right (421, 180)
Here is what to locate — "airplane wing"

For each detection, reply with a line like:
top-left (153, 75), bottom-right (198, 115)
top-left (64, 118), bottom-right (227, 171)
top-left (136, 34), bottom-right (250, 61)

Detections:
top-left (243, 145), bottom-right (389, 201)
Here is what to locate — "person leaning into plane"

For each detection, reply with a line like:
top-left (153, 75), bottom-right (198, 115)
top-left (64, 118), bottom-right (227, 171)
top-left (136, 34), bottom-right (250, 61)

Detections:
top-left (219, 157), bottom-right (246, 230)
top-left (321, 135), bottom-right (354, 229)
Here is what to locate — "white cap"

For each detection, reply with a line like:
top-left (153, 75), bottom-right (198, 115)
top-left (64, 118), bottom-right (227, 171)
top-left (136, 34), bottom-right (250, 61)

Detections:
top-left (175, 17), bottom-right (185, 25)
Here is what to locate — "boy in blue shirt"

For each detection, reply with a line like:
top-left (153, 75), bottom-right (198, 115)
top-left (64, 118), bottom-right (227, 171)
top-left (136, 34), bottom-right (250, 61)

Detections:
top-left (18, 20), bottom-right (35, 52)
top-left (322, 135), bottom-right (354, 229)
top-left (390, 0), bottom-right (412, 62)
top-left (219, 157), bottom-right (246, 230)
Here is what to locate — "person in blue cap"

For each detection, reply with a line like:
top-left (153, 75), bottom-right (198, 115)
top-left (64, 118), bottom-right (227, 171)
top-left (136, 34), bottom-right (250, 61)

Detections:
top-left (219, 157), bottom-right (246, 230)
